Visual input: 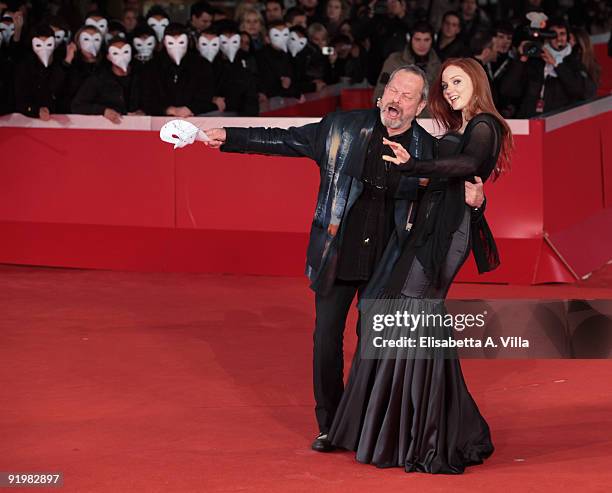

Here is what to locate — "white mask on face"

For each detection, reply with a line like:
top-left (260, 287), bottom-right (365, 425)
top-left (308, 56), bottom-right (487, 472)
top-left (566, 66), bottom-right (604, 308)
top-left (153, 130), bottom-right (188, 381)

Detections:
top-left (105, 31), bottom-right (125, 45)
top-left (53, 29), bottom-right (65, 46)
top-left (197, 35), bottom-right (220, 63)
top-left (148, 17), bottom-right (169, 42)
top-left (288, 32), bottom-right (307, 57)
top-left (133, 35), bottom-right (156, 61)
top-left (0, 21), bottom-right (15, 44)
top-left (163, 34), bottom-right (188, 65)
top-left (32, 36), bottom-right (55, 67)
top-left (85, 17), bottom-right (108, 37)
top-left (79, 31), bottom-right (102, 57)
top-left (269, 27), bottom-right (290, 52)
top-left (108, 43), bottom-right (132, 72)
top-left (219, 34), bottom-right (240, 62)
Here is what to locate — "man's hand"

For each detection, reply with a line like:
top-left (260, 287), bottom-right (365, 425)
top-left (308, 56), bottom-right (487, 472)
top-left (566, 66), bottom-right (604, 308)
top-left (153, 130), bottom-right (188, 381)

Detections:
top-left (280, 76), bottom-right (291, 89)
top-left (465, 176), bottom-right (484, 208)
top-left (199, 128), bottom-right (226, 148)
top-left (175, 106), bottom-right (194, 118)
top-left (212, 96), bottom-right (226, 112)
top-left (64, 42), bottom-right (77, 64)
top-left (313, 79), bottom-right (326, 92)
top-left (38, 107), bottom-right (50, 121)
top-left (103, 108), bottom-right (121, 124)
top-left (540, 48), bottom-right (557, 67)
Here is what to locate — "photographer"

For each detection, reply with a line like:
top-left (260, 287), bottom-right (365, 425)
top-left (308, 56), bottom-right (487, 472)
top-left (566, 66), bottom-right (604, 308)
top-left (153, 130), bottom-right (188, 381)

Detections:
top-left (499, 17), bottom-right (593, 118)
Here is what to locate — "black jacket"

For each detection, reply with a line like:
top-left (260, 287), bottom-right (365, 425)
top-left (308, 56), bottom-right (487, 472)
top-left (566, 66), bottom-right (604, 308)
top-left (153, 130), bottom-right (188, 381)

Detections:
top-left (61, 56), bottom-right (102, 114)
top-left (213, 52), bottom-right (259, 116)
top-left (498, 50), bottom-right (593, 118)
top-left (71, 65), bottom-right (144, 115)
top-left (255, 45), bottom-right (300, 98)
top-left (14, 53), bottom-right (66, 117)
top-left (142, 51), bottom-right (217, 115)
top-left (219, 109), bottom-right (433, 294)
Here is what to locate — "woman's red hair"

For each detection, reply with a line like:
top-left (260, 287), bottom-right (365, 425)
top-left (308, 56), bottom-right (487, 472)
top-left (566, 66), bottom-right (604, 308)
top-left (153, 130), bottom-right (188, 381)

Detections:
top-left (428, 57), bottom-right (513, 180)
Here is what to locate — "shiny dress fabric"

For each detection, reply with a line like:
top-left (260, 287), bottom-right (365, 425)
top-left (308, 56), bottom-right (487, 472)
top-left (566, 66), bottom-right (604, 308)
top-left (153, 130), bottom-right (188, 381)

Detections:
top-left (328, 119), bottom-right (500, 474)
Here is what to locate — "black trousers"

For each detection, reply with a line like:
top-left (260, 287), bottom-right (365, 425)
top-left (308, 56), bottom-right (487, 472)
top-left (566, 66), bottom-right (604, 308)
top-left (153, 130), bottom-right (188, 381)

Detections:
top-left (313, 280), bottom-right (366, 433)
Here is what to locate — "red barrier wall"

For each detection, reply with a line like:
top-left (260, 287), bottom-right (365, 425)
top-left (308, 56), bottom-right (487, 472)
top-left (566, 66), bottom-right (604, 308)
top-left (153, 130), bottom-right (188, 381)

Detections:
top-left (1, 99), bottom-right (610, 283)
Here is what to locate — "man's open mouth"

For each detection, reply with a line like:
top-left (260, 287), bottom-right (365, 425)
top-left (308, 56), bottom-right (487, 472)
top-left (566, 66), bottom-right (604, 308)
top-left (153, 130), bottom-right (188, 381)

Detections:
top-left (386, 105), bottom-right (400, 118)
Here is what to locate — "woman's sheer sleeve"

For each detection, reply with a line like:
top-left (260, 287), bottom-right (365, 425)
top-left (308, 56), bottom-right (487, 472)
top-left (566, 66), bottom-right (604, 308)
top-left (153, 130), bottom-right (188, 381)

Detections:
top-left (397, 120), bottom-right (496, 179)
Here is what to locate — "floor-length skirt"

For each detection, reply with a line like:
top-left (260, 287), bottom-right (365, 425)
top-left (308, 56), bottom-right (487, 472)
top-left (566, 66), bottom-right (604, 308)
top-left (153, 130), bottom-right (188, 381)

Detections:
top-left (328, 207), bottom-right (494, 474)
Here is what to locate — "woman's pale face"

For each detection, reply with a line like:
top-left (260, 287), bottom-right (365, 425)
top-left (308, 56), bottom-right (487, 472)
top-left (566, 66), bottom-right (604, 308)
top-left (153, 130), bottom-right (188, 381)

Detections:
top-left (327, 0), bottom-right (342, 21)
top-left (441, 65), bottom-right (474, 112)
top-left (244, 13), bottom-right (261, 36)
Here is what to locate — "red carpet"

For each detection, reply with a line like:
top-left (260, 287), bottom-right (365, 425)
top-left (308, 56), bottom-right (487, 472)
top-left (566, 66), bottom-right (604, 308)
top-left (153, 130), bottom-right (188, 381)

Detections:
top-left (1, 264), bottom-right (612, 492)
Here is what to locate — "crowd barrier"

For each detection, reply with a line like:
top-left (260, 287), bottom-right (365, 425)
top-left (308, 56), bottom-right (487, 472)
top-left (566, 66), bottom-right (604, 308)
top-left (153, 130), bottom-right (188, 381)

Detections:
top-left (0, 95), bottom-right (610, 284)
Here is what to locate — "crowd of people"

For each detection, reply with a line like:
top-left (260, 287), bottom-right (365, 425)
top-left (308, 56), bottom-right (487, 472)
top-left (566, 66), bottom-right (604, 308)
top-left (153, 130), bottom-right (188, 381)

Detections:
top-left (0, 0), bottom-right (607, 122)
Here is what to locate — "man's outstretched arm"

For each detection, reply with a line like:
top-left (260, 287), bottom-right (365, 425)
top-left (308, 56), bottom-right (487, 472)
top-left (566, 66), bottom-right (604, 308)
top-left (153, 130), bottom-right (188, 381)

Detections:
top-left (198, 119), bottom-right (325, 163)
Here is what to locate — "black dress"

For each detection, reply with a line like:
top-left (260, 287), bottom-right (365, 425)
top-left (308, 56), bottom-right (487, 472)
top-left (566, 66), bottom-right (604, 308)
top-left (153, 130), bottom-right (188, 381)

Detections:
top-left (328, 113), bottom-right (502, 474)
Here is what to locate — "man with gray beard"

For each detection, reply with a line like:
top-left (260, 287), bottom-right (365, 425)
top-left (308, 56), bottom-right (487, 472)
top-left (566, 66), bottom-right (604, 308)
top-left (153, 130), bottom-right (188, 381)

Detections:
top-left (198, 65), bottom-right (485, 452)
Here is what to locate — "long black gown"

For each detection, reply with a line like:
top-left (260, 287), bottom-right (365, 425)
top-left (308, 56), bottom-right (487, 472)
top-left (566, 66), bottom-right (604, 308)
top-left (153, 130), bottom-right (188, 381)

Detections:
top-left (328, 113), bottom-right (502, 474)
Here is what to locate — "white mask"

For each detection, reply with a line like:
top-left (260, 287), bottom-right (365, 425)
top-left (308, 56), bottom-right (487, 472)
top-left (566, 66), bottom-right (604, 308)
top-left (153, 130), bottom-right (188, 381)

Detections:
top-left (79, 31), bottom-right (102, 57)
top-left (105, 31), bottom-right (125, 45)
top-left (0, 21), bottom-right (15, 44)
top-left (85, 17), bottom-right (108, 37)
top-left (163, 34), bottom-right (188, 65)
top-left (288, 32), bottom-right (307, 57)
top-left (219, 34), bottom-right (240, 62)
top-left (148, 17), bottom-right (169, 42)
top-left (133, 35), bottom-right (156, 61)
top-left (108, 43), bottom-right (132, 72)
top-left (32, 36), bottom-right (55, 67)
top-left (64, 30), bottom-right (71, 44)
top-left (269, 27), bottom-right (290, 53)
top-left (53, 29), bottom-right (65, 46)
top-left (197, 35), bottom-right (220, 63)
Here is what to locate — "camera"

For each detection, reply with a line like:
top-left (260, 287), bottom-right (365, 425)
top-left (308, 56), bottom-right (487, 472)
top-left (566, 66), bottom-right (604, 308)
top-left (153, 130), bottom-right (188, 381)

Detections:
top-left (322, 46), bottom-right (335, 56)
top-left (521, 12), bottom-right (557, 58)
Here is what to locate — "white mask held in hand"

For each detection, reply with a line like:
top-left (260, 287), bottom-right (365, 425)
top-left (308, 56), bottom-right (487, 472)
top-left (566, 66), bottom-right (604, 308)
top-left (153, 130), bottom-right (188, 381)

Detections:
top-left (85, 17), bottom-right (108, 37)
top-left (269, 27), bottom-right (290, 53)
top-left (32, 36), bottom-right (56, 67)
top-left (148, 17), bottom-right (169, 42)
top-left (79, 31), bottom-right (102, 57)
top-left (164, 34), bottom-right (188, 65)
top-left (108, 43), bottom-right (132, 72)
top-left (160, 119), bottom-right (206, 149)
top-left (197, 35), bottom-right (220, 63)
top-left (288, 32), bottom-right (307, 57)
top-left (133, 35), bottom-right (155, 61)
top-left (53, 29), bottom-right (65, 46)
top-left (0, 20), bottom-right (15, 44)
top-left (220, 34), bottom-right (240, 62)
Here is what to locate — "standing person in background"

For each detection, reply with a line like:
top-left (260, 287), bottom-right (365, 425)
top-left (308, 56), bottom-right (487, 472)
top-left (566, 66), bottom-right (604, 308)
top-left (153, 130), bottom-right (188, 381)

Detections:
top-left (14, 24), bottom-right (65, 120)
top-left (323, 0), bottom-right (347, 38)
top-left (458, 0), bottom-right (491, 45)
top-left (434, 10), bottom-right (466, 61)
top-left (239, 7), bottom-right (267, 51)
top-left (61, 25), bottom-right (103, 113)
top-left (499, 17), bottom-right (593, 117)
top-left (373, 21), bottom-right (441, 103)
top-left (264, 0), bottom-right (285, 26)
top-left (569, 26), bottom-right (600, 99)
top-left (188, 1), bottom-right (215, 42)
top-left (71, 37), bottom-right (145, 123)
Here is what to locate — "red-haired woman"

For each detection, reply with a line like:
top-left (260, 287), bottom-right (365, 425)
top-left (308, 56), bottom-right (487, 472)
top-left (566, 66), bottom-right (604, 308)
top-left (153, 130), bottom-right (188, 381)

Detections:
top-left (328, 58), bottom-right (513, 474)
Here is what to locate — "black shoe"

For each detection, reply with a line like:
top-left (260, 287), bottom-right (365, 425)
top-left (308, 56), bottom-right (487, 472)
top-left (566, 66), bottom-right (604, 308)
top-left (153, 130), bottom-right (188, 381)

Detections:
top-left (311, 432), bottom-right (334, 452)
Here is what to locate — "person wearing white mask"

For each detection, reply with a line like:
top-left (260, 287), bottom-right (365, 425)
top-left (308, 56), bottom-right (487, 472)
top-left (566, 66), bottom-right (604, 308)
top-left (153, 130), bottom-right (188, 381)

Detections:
top-left (288, 25), bottom-right (327, 94)
top-left (14, 25), bottom-right (66, 120)
top-left (211, 21), bottom-right (259, 116)
top-left (72, 37), bottom-right (146, 123)
top-left (141, 23), bottom-right (218, 116)
top-left (256, 20), bottom-right (299, 98)
top-left (131, 24), bottom-right (157, 72)
top-left (145, 5), bottom-right (170, 45)
top-left (84, 12), bottom-right (109, 38)
top-left (61, 25), bottom-right (104, 113)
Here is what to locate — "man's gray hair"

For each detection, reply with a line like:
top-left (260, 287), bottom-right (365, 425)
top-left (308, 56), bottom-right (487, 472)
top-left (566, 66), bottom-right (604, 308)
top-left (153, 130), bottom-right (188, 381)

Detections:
top-left (387, 65), bottom-right (429, 102)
